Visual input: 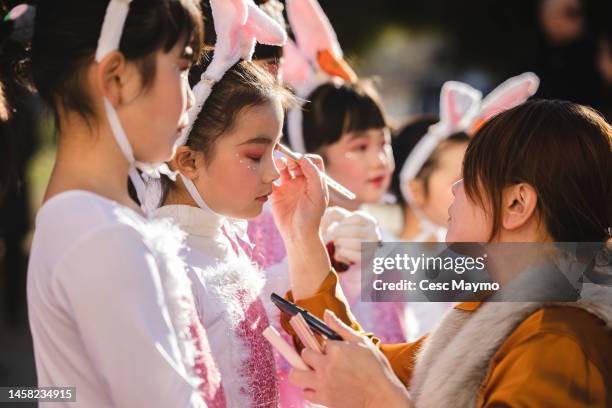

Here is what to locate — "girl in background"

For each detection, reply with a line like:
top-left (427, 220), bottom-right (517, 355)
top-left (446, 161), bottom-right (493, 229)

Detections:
top-left (281, 0), bottom-right (404, 343)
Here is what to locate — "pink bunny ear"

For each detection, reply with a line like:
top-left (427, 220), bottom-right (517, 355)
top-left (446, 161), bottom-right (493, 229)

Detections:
top-left (476, 72), bottom-right (540, 125)
top-left (438, 81), bottom-right (483, 133)
top-left (286, 0), bottom-right (342, 62)
top-left (281, 39), bottom-right (313, 90)
top-left (244, 1), bottom-right (287, 46)
top-left (206, 0), bottom-right (249, 80)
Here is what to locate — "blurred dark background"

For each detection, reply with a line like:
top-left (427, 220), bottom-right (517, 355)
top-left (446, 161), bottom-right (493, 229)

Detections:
top-left (0, 0), bottom-right (611, 400)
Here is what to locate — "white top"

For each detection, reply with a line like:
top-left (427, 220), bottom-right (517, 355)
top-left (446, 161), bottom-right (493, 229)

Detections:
top-left (27, 191), bottom-right (209, 408)
top-left (155, 205), bottom-right (279, 408)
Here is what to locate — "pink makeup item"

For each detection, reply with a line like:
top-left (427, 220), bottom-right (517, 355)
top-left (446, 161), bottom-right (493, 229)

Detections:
top-left (289, 314), bottom-right (323, 353)
top-left (263, 326), bottom-right (310, 370)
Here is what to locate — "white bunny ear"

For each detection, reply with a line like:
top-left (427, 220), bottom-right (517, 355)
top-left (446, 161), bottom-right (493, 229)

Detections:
top-left (244, 2), bottom-right (287, 46)
top-left (180, 0), bottom-right (282, 145)
top-left (438, 81), bottom-right (483, 134)
top-left (475, 72), bottom-right (540, 127)
top-left (239, 0), bottom-right (287, 60)
top-left (200, 0), bottom-right (247, 82)
top-left (281, 38), bottom-right (314, 91)
top-left (286, 0), bottom-right (342, 63)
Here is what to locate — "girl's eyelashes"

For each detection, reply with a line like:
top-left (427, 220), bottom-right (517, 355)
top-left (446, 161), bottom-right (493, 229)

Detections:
top-left (246, 155), bottom-right (263, 162)
top-left (242, 148), bottom-right (267, 163)
top-left (350, 143), bottom-right (369, 152)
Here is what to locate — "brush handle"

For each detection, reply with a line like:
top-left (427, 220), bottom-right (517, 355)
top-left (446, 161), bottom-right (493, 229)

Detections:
top-left (276, 143), bottom-right (356, 200)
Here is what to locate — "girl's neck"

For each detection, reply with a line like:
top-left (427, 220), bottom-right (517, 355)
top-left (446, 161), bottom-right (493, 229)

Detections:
top-left (45, 115), bottom-right (138, 211)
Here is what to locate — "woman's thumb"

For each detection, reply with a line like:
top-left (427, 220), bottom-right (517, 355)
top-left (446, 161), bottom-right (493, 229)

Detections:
top-left (324, 309), bottom-right (362, 343)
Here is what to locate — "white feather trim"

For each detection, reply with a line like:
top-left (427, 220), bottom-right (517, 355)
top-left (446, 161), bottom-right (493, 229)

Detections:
top-left (191, 253), bottom-right (271, 407)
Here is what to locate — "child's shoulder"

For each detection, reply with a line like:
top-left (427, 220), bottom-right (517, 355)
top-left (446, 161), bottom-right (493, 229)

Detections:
top-left (33, 190), bottom-right (150, 264)
top-left (38, 189), bottom-right (144, 234)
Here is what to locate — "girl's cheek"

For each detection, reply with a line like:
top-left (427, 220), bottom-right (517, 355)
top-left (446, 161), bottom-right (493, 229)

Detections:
top-left (234, 153), bottom-right (261, 173)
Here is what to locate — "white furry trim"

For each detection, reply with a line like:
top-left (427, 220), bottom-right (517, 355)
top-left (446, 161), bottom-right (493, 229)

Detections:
top-left (193, 252), bottom-right (270, 407)
top-left (408, 284), bottom-right (612, 407)
top-left (133, 217), bottom-right (204, 390)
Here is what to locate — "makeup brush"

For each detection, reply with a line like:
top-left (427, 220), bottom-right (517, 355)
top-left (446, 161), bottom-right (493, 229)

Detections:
top-left (276, 143), bottom-right (356, 200)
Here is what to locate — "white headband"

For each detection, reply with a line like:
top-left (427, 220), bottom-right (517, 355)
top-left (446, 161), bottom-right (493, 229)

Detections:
top-left (398, 73), bottom-right (540, 231)
top-left (95, 0), bottom-right (175, 211)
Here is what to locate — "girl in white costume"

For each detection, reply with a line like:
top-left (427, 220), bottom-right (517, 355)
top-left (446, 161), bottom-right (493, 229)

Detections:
top-left (26, 1), bottom-right (226, 406)
top-left (149, 0), bottom-right (333, 406)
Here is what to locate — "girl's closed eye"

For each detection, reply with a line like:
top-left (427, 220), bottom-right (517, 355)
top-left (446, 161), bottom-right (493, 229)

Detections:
top-left (350, 141), bottom-right (369, 153)
top-left (247, 154), bottom-right (263, 162)
top-left (243, 148), bottom-right (266, 162)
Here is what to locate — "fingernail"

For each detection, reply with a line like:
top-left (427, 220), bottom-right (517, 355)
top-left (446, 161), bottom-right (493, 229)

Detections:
top-left (324, 309), bottom-right (337, 320)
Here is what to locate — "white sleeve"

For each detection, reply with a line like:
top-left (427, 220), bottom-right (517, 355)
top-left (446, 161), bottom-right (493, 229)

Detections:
top-left (53, 224), bottom-right (206, 408)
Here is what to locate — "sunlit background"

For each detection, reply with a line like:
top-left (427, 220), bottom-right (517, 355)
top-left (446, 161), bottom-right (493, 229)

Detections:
top-left (1, 0), bottom-right (611, 396)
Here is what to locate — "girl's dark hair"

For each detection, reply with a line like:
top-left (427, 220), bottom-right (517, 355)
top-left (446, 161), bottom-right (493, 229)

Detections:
top-left (186, 59), bottom-right (295, 159)
top-left (390, 115), bottom-right (469, 209)
top-left (159, 59), bottom-right (295, 204)
top-left (31, 0), bottom-right (204, 125)
top-left (1, 3), bottom-right (36, 201)
top-left (300, 81), bottom-right (387, 153)
top-left (463, 99), bottom-right (612, 242)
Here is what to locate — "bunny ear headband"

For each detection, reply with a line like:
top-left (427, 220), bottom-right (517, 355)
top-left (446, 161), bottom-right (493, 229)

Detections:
top-left (161, 0), bottom-right (287, 216)
top-left (282, 0), bottom-right (357, 153)
top-left (177, 0), bottom-right (287, 145)
top-left (398, 72), bottom-right (540, 206)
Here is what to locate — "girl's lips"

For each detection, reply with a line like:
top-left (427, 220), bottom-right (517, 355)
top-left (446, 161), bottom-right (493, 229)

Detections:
top-left (256, 194), bottom-right (270, 203)
top-left (368, 175), bottom-right (386, 188)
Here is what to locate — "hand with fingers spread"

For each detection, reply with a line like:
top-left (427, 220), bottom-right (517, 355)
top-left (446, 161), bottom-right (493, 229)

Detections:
top-left (289, 310), bottom-right (413, 408)
top-left (271, 154), bottom-right (329, 240)
top-left (321, 207), bottom-right (382, 267)
top-left (271, 153), bottom-right (333, 300)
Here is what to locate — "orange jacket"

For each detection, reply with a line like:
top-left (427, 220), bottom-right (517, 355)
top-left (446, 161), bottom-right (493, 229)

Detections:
top-left (282, 272), bottom-right (612, 407)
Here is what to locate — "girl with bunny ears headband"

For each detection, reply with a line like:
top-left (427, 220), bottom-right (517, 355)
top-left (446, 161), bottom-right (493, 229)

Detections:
top-left (278, 0), bottom-right (408, 346)
top-left (396, 72), bottom-right (540, 243)
top-left (26, 1), bottom-right (231, 407)
top-left (153, 0), bottom-right (337, 405)
top-left (281, 0), bottom-right (392, 212)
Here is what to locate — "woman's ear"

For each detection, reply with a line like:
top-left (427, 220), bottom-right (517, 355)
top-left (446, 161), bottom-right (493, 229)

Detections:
top-left (171, 145), bottom-right (201, 180)
top-left (501, 183), bottom-right (538, 231)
